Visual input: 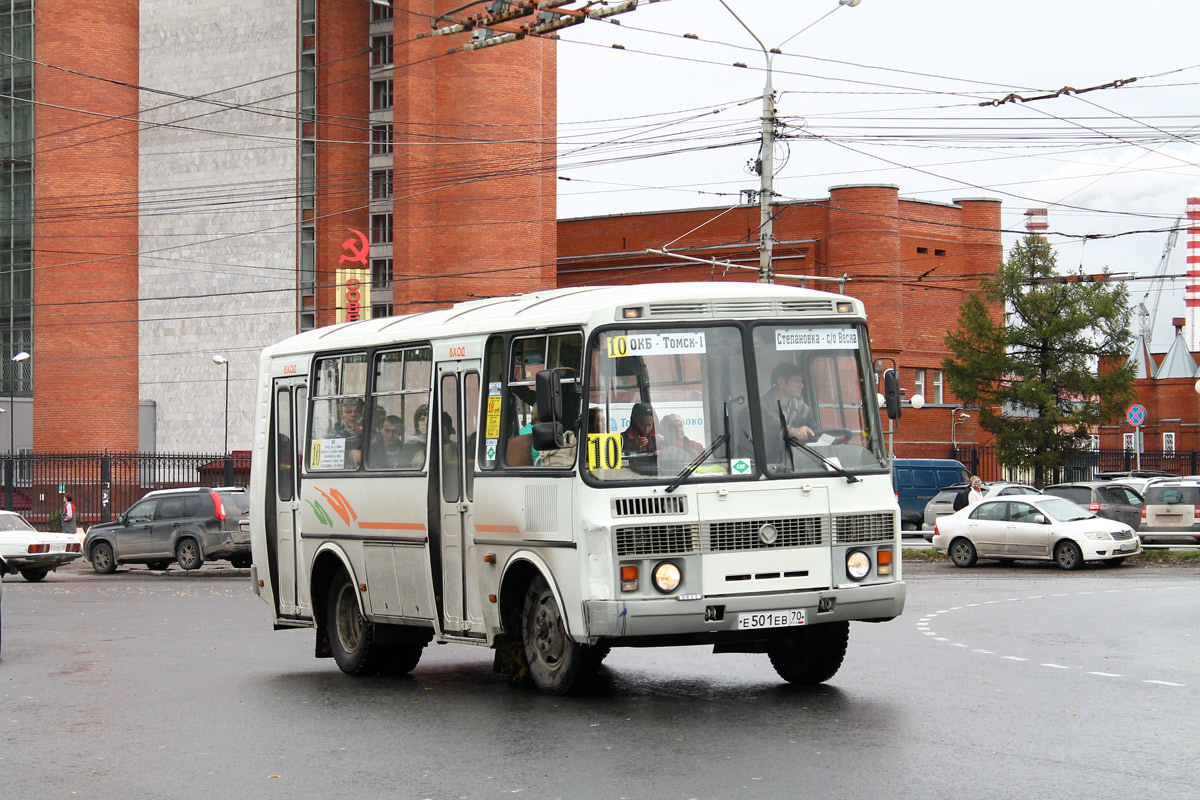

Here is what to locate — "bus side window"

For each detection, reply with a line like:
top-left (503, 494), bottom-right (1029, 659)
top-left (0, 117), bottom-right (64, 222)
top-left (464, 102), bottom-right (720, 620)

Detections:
top-left (309, 353), bottom-right (368, 471)
top-left (500, 332), bottom-right (583, 468)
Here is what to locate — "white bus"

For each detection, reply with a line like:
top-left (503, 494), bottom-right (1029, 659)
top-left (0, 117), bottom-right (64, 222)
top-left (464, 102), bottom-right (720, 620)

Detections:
top-left (248, 282), bottom-right (906, 694)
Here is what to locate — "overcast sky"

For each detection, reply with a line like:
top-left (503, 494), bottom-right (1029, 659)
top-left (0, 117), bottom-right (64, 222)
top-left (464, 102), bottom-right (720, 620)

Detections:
top-left (555, 0), bottom-right (1200, 350)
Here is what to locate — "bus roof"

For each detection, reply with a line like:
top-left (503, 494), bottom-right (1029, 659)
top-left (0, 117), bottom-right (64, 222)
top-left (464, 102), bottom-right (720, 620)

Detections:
top-left (263, 281), bottom-right (864, 358)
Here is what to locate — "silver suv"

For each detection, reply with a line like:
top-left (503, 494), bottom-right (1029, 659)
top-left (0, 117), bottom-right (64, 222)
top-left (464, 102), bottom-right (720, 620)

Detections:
top-left (84, 487), bottom-right (251, 573)
top-left (1139, 481), bottom-right (1200, 545)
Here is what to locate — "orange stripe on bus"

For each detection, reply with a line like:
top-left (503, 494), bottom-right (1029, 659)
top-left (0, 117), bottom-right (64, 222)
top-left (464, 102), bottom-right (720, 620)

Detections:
top-left (474, 524), bottom-right (521, 534)
top-left (357, 522), bottom-right (427, 531)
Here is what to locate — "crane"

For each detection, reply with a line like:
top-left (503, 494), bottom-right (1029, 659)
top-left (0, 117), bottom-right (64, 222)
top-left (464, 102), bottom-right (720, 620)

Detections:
top-left (1138, 216), bottom-right (1182, 342)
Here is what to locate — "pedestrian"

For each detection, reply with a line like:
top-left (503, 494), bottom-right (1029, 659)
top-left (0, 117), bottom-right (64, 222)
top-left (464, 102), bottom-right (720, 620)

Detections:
top-left (967, 476), bottom-right (985, 506)
top-left (61, 494), bottom-right (76, 534)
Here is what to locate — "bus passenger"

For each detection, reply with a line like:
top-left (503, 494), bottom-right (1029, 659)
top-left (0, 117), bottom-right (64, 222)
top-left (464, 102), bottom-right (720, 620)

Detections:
top-left (369, 415), bottom-right (405, 468)
top-left (326, 400), bottom-right (364, 468)
top-left (660, 414), bottom-right (703, 459)
top-left (622, 402), bottom-right (659, 474)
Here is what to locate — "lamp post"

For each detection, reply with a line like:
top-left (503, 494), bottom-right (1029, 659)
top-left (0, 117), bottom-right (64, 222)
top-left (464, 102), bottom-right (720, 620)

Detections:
top-left (951, 407), bottom-right (971, 450)
top-left (212, 355), bottom-right (229, 455)
top-left (9, 351), bottom-right (29, 457)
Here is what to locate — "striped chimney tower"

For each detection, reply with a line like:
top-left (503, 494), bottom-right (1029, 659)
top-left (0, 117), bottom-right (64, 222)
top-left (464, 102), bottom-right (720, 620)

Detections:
top-left (1025, 208), bottom-right (1049, 241)
top-left (1186, 197), bottom-right (1200, 350)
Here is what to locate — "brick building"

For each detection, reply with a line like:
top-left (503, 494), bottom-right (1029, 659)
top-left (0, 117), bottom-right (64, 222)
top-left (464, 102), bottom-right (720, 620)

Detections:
top-left (6, 3), bottom-right (1007, 460)
top-left (558, 184), bottom-right (1000, 456)
top-left (1100, 323), bottom-right (1200, 458)
top-left (2, 0), bottom-right (557, 455)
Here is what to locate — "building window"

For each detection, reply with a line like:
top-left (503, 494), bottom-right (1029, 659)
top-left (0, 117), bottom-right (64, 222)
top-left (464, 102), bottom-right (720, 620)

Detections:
top-left (371, 1), bottom-right (394, 21)
top-left (371, 169), bottom-right (393, 200)
top-left (1164, 431), bottom-right (1176, 456)
top-left (372, 302), bottom-right (393, 318)
top-left (371, 123), bottom-right (393, 156)
top-left (932, 370), bottom-right (944, 404)
top-left (913, 369), bottom-right (925, 404)
top-left (372, 79), bottom-right (393, 111)
top-left (1090, 434), bottom-right (1100, 451)
top-left (1123, 433), bottom-right (1135, 452)
top-left (371, 258), bottom-right (393, 289)
top-left (371, 213), bottom-right (393, 245)
top-left (371, 34), bottom-right (393, 67)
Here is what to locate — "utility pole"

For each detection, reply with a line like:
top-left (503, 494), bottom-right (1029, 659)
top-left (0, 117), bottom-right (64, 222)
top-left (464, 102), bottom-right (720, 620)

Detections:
top-left (721, 0), bottom-right (861, 283)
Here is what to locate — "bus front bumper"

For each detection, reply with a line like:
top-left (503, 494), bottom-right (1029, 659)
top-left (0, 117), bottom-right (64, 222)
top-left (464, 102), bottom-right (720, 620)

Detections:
top-left (582, 581), bottom-right (905, 641)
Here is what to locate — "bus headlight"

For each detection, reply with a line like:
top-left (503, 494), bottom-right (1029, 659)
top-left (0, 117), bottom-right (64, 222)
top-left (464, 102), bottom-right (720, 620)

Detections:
top-left (652, 561), bottom-right (682, 593)
top-left (846, 550), bottom-right (871, 581)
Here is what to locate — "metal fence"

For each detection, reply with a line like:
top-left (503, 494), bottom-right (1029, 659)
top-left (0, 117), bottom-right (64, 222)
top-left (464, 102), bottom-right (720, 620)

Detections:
top-left (3, 452), bottom-right (250, 529)
top-left (951, 446), bottom-right (1200, 487)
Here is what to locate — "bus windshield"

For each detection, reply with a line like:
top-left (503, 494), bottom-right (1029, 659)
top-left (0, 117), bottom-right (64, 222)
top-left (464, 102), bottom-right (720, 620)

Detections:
top-left (585, 326), bottom-right (749, 482)
top-left (747, 323), bottom-right (886, 477)
top-left (583, 322), bottom-right (885, 483)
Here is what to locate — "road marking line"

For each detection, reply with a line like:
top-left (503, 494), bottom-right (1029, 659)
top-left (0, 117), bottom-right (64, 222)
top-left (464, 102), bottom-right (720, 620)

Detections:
top-left (950, 643), bottom-right (969, 648)
top-left (949, 606), bottom-right (963, 610)
top-left (933, 637), bottom-right (949, 642)
top-left (1050, 593), bottom-right (1068, 597)
top-left (1104, 589), bottom-right (1121, 594)
top-left (984, 600), bottom-right (1001, 604)
top-left (1077, 591), bottom-right (1094, 595)
top-left (1003, 656), bottom-right (1027, 661)
top-left (1005, 598), bottom-right (1020, 602)
top-left (965, 603), bottom-right (980, 607)
top-left (922, 631), bottom-right (938, 636)
top-left (1144, 680), bottom-right (1184, 687)
top-left (972, 649), bottom-right (993, 654)
top-left (1041, 663), bottom-right (1070, 669)
top-left (1087, 671), bottom-right (1121, 677)
top-left (1025, 596), bottom-right (1044, 600)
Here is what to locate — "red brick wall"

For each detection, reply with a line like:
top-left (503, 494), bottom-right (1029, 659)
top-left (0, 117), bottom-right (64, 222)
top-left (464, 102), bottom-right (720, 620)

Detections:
top-left (315, 0), bottom-right (369, 326)
top-left (32, 0), bottom-right (140, 452)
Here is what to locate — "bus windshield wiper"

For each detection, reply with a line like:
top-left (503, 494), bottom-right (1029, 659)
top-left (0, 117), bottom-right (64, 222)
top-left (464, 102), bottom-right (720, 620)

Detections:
top-left (784, 433), bottom-right (860, 483)
top-left (777, 403), bottom-right (859, 484)
top-left (665, 434), bottom-right (729, 494)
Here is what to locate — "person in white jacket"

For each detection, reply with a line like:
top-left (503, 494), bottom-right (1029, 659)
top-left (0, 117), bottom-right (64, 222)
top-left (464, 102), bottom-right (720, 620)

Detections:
top-left (967, 476), bottom-right (985, 506)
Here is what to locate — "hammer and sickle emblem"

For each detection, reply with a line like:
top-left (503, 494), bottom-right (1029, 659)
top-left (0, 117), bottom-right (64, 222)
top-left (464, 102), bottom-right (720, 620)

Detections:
top-left (339, 228), bottom-right (369, 266)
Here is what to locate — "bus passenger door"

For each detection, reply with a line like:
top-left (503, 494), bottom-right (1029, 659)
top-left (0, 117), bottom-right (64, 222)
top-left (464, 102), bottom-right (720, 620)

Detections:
top-left (271, 379), bottom-right (307, 618)
top-left (434, 361), bottom-right (482, 636)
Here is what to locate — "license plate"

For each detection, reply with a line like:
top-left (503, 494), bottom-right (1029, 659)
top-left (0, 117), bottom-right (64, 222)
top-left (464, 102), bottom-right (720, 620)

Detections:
top-left (1119, 542), bottom-right (1138, 552)
top-left (736, 609), bottom-right (807, 630)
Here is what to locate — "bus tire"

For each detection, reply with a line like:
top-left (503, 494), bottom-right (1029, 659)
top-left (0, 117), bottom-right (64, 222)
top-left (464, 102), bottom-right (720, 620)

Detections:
top-left (380, 643), bottom-right (424, 676)
top-left (767, 621), bottom-right (849, 685)
top-left (521, 574), bottom-right (593, 695)
top-left (327, 570), bottom-right (386, 676)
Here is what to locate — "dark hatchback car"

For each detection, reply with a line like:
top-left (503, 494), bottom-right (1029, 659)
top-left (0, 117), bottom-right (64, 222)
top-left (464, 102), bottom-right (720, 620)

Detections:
top-left (84, 487), bottom-right (251, 573)
top-left (1041, 481), bottom-right (1144, 531)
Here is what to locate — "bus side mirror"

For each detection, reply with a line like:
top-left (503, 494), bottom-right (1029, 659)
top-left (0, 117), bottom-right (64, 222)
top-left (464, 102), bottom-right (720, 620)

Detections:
top-left (535, 369), bottom-right (563, 424)
top-left (883, 369), bottom-right (902, 420)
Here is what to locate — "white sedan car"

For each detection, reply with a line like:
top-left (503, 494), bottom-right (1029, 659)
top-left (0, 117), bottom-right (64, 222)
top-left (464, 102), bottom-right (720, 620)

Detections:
top-left (932, 494), bottom-right (1140, 570)
top-left (0, 510), bottom-right (83, 582)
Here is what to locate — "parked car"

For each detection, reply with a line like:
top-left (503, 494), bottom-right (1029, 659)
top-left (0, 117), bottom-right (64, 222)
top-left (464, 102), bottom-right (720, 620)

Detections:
top-left (921, 481), bottom-right (1039, 539)
top-left (0, 554), bottom-right (9, 654)
top-left (1042, 481), bottom-right (1144, 531)
top-left (1093, 471), bottom-right (1176, 496)
top-left (0, 510), bottom-right (84, 581)
top-left (84, 487), bottom-right (251, 574)
top-left (932, 494), bottom-right (1140, 569)
top-left (892, 458), bottom-right (970, 530)
top-left (1137, 481), bottom-right (1200, 545)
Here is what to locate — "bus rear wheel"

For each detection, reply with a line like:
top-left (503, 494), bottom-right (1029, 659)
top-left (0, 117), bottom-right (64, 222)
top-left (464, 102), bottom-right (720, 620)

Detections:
top-left (521, 574), bottom-right (596, 695)
top-left (327, 571), bottom-right (386, 676)
top-left (767, 621), bottom-right (849, 685)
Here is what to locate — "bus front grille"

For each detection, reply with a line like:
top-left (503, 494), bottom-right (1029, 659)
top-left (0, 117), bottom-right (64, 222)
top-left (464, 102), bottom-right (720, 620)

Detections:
top-left (704, 516), bottom-right (825, 552)
top-left (832, 512), bottom-right (895, 544)
top-left (614, 523), bottom-right (700, 557)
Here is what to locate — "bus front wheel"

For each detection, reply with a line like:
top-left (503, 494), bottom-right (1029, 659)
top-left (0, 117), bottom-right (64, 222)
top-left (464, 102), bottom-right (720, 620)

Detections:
top-left (767, 621), bottom-right (849, 685)
top-left (327, 571), bottom-right (386, 676)
top-left (521, 574), bottom-right (595, 695)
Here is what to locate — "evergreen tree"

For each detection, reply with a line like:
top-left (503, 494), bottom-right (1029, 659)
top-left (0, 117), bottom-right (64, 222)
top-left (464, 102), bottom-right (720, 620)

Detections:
top-left (943, 235), bottom-right (1135, 486)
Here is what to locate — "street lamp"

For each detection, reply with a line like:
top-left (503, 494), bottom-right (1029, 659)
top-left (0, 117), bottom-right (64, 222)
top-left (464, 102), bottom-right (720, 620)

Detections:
top-left (212, 355), bottom-right (229, 455)
top-left (9, 351), bottom-right (29, 457)
top-left (951, 407), bottom-right (971, 449)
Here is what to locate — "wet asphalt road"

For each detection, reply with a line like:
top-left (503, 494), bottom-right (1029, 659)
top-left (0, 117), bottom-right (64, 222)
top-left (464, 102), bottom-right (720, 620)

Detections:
top-left (1, 559), bottom-right (1197, 800)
